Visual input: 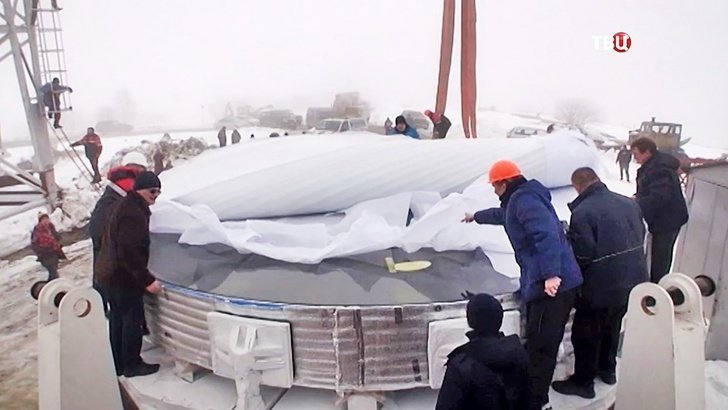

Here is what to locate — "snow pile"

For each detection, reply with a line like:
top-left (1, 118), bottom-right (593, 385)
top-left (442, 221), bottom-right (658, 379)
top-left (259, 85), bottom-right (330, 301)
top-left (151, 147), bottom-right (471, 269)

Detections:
top-left (104, 134), bottom-right (209, 171)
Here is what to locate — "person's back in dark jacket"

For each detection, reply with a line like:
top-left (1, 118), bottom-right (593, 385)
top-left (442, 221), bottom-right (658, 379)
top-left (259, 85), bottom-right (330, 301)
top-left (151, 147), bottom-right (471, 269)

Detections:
top-left (231, 129), bottom-right (241, 144)
top-left (568, 179), bottom-right (647, 308)
top-left (632, 138), bottom-right (688, 282)
top-left (217, 126), bottom-right (227, 147)
top-left (437, 294), bottom-right (530, 410)
top-left (553, 168), bottom-right (648, 399)
top-left (634, 150), bottom-right (688, 234)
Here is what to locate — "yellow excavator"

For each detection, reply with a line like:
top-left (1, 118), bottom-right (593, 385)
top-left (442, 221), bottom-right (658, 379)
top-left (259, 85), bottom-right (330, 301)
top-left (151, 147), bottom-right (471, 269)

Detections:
top-left (628, 117), bottom-right (689, 154)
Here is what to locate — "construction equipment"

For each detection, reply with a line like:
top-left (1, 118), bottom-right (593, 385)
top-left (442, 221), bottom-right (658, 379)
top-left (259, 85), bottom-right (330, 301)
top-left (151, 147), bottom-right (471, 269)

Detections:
top-left (34, 278), bottom-right (123, 410)
top-left (628, 117), bottom-right (686, 153)
top-left (332, 92), bottom-right (371, 120)
top-left (617, 273), bottom-right (716, 410)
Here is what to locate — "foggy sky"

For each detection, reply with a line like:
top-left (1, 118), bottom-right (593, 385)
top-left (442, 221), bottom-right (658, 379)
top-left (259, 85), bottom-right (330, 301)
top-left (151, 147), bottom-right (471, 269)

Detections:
top-left (1, 0), bottom-right (727, 148)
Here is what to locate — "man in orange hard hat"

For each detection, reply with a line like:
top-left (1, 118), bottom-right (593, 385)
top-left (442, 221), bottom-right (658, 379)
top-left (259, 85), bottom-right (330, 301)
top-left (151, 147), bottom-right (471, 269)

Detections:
top-left (463, 159), bottom-right (583, 410)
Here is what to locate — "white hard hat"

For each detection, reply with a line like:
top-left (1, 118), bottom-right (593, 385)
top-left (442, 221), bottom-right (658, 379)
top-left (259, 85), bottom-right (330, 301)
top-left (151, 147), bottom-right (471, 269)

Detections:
top-left (121, 151), bottom-right (147, 167)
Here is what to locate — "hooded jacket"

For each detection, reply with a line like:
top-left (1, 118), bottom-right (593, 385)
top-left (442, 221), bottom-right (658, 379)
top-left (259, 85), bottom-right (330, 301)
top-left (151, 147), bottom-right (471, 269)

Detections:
top-left (473, 178), bottom-right (583, 302)
top-left (635, 151), bottom-right (688, 233)
top-left (568, 182), bottom-right (648, 308)
top-left (436, 332), bottom-right (531, 410)
top-left (387, 116), bottom-right (420, 139)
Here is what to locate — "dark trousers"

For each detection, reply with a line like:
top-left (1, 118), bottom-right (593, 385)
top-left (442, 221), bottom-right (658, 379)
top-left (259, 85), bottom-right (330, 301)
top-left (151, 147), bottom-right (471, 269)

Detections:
top-left (86, 153), bottom-right (102, 182)
top-left (650, 230), bottom-right (680, 283)
top-left (619, 165), bottom-right (630, 181)
top-left (92, 280), bottom-right (109, 316)
top-left (40, 257), bottom-right (59, 281)
top-left (525, 287), bottom-right (577, 408)
top-left (571, 304), bottom-right (627, 385)
top-left (46, 100), bottom-right (62, 128)
top-left (109, 292), bottom-right (145, 375)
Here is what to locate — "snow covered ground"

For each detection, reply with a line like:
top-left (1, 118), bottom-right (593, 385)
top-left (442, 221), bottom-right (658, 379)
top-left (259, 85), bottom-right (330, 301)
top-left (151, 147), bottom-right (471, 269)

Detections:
top-left (1, 115), bottom-right (727, 408)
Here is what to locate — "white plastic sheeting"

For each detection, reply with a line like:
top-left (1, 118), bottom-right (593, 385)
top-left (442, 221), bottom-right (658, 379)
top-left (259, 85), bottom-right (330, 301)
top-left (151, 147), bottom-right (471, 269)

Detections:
top-left (150, 131), bottom-right (597, 265)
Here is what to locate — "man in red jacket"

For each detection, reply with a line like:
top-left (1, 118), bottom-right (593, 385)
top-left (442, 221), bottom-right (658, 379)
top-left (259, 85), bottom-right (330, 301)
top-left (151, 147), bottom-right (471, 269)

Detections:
top-left (71, 127), bottom-right (103, 183)
top-left (96, 171), bottom-right (162, 377)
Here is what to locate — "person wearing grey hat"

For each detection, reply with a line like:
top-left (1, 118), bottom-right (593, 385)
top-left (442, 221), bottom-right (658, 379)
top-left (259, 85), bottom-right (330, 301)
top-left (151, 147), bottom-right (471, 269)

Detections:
top-left (96, 171), bottom-right (162, 377)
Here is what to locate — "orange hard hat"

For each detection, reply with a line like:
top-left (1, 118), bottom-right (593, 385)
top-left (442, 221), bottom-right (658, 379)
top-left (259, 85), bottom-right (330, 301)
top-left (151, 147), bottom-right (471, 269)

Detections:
top-left (488, 160), bottom-right (522, 183)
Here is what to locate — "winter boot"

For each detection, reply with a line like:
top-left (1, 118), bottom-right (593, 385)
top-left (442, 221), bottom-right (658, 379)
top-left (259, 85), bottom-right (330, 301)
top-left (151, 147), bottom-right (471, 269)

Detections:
top-left (123, 361), bottom-right (159, 378)
top-left (552, 377), bottom-right (595, 399)
top-left (599, 370), bottom-right (617, 385)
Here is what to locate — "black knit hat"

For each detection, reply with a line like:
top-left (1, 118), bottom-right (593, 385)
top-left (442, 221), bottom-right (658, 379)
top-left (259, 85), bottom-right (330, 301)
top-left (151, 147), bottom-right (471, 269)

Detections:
top-left (395, 115), bottom-right (407, 126)
top-left (466, 293), bottom-right (503, 336)
top-left (133, 171), bottom-right (161, 191)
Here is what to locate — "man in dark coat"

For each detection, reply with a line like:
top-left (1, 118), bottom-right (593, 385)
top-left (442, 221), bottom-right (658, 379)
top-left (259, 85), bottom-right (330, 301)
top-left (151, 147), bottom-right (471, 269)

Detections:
top-left (89, 161), bottom-right (145, 314)
top-left (70, 127), bottom-right (103, 183)
top-left (631, 137), bottom-right (689, 282)
top-left (552, 168), bottom-right (648, 399)
top-left (31, 213), bottom-right (66, 281)
top-left (616, 145), bottom-right (632, 182)
top-left (463, 160), bottom-right (582, 410)
top-left (217, 126), bottom-right (227, 147)
top-left (425, 109), bottom-right (452, 139)
top-left (96, 171), bottom-right (162, 377)
top-left (436, 293), bottom-right (530, 410)
top-left (231, 128), bottom-right (242, 144)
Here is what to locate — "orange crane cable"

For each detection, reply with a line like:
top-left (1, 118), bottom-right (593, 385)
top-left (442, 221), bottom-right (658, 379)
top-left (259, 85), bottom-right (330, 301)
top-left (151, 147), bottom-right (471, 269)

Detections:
top-left (435, 0), bottom-right (456, 115)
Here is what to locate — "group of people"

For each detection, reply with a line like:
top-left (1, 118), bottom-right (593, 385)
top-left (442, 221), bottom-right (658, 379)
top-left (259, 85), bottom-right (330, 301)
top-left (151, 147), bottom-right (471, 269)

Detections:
top-left (436, 136), bottom-right (688, 410)
top-left (31, 151), bottom-right (164, 378)
top-left (217, 126), bottom-right (257, 146)
top-left (29, 129), bottom-right (688, 399)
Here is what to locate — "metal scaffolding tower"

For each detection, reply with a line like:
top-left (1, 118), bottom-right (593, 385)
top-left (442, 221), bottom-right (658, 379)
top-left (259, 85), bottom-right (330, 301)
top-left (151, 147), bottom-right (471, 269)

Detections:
top-left (0, 0), bottom-right (72, 219)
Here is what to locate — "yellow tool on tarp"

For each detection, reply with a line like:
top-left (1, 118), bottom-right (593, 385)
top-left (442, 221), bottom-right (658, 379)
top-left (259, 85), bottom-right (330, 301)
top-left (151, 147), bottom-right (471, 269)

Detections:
top-left (385, 257), bottom-right (432, 273)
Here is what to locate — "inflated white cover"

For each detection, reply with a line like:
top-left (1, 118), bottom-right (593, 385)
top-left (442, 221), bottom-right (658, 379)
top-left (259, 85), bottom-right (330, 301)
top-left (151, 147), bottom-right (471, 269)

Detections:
top-left (151, 131), bottom-right (597, 266)
top-left (159, 131), bottom-right (595, 220)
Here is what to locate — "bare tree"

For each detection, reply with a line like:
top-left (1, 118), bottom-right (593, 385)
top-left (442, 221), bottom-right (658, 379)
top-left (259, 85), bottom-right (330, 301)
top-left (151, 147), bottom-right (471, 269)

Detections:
top-left (555, 99), bottom-right (599, 126)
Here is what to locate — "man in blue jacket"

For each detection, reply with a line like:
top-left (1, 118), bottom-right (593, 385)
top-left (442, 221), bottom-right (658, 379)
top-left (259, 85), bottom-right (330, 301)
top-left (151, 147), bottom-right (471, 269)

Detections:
top-left (386, 115), bottom-right (420, 139)
top-left (552, 167), bottom-right (647, 399)
top-left (463, 160), bottom-right (582, 410)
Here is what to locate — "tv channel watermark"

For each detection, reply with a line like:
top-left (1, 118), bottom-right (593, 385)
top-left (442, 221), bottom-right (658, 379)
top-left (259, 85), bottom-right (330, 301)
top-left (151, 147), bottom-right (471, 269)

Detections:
top-left (593, 32), bottom-right (632, 53)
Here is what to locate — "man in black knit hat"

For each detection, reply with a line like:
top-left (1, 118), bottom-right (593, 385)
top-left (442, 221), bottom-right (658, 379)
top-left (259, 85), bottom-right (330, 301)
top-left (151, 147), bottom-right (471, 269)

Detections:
top-left (436, 294), bottom-right (531, 410)
top-left (97, 171), bottom-right (163, 377)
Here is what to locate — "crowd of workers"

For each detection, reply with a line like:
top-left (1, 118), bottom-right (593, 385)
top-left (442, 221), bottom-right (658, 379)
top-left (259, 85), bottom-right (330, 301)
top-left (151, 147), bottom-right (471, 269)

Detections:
top-left (437, 136), bottom-right (688, 410)
top-left (29, 125), bottom-right (687, 407)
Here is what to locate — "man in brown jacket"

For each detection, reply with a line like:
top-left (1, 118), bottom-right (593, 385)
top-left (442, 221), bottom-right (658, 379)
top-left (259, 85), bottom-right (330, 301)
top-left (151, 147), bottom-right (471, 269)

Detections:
top-left (97, 171), bottom-right (162, 377)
